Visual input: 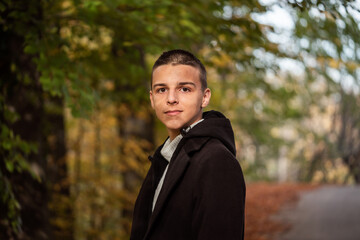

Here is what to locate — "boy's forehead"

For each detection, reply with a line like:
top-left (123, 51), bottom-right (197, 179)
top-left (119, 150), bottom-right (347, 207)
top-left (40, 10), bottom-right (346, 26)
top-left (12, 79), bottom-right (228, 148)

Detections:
top-left (152, 64), bottom-right (201, 85)
top-left (153, 64), bottom-right (199, 74)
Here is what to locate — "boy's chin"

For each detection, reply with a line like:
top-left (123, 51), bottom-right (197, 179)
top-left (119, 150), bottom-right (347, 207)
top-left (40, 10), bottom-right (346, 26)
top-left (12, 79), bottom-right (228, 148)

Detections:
top-left (165, 125), bottom-right (183, 134)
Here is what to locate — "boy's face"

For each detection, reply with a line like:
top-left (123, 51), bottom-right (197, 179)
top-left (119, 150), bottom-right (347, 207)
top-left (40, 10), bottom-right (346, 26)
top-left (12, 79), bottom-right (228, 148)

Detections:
top-left (150, 64), bottom-right (211, 140)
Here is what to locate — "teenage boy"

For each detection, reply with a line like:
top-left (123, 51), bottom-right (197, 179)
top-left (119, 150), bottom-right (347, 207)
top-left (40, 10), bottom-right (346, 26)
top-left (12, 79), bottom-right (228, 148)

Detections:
top-left (130, 49), bottom-right (245, 240)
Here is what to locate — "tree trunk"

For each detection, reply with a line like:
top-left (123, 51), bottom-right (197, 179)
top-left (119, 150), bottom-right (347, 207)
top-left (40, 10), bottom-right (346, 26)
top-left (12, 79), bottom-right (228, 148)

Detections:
top-left (1, 27), bottom-right (51, 240)
top-left (45, 96), bottom-right (74, 240)
top-left (74, 121), bottom-right (85, 197)
top-left (337, 92), bottom-right (360, 184)
top-left (343, 151), bottom-right (360, 184)
top-left (88, 109), bottom-right (103, 240)
top-left (117, 104), bottom-right (154, 235)
top-left (112, 44), bottom-right (154, 236)
top-left (0, 6), bottom-right (73, 240)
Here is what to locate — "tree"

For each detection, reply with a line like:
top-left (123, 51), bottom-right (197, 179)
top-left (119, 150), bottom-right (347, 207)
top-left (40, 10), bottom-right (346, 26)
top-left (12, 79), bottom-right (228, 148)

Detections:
top-left (287, 0), bottom-right (360, 183)
top-left (0, 0), bottom-right (84, 238)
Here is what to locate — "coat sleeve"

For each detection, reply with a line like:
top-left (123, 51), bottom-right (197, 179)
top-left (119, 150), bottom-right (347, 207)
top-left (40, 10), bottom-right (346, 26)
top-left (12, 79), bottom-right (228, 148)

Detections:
top-left (191, 142), bottom-right (246, 240)
top-left (130, 164), bottom-right (154, 240)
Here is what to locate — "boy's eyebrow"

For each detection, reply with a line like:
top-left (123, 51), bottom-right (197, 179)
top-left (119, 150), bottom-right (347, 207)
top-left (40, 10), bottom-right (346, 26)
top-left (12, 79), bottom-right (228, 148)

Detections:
top-left (153, 83), bottom-right (167, 88)
top-left (153, 82), bottom-right (196, 88)
top-left (178, 82), bottom-right (196, 87)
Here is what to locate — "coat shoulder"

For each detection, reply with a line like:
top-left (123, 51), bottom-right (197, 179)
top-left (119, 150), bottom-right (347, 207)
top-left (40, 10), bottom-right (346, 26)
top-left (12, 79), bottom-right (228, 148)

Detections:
top-left (187, 137), bottom-right (243, 180)
top-left (193, 138), bottom-right (237, 164)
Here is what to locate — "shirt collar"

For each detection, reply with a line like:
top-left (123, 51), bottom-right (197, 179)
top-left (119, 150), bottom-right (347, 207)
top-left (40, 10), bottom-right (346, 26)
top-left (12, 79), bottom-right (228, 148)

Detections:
top-left (160, 119), bottom-right (204, 162)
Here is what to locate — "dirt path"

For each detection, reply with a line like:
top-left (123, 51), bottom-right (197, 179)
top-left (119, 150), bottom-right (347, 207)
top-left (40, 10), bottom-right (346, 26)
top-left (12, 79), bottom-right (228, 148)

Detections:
top-left (276, 185), bottom-right (360, 240)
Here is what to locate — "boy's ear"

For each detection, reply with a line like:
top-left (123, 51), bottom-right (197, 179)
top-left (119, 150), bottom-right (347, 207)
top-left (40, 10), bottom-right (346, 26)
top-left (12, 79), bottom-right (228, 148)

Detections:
top-left (201, 88), bottom-right (211, 108)
top-left (150, 91), bottom-right (155, 109)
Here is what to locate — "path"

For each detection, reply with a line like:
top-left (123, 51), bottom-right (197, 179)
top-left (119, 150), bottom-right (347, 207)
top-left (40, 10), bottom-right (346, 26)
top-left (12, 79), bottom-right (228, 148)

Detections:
top-left (276, 185), bottom-right (360, 240)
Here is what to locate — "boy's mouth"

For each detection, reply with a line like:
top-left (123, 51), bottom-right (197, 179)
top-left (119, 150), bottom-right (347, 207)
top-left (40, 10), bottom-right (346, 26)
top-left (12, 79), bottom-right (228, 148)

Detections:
top-left (165, 110), bottom-right (182, 116)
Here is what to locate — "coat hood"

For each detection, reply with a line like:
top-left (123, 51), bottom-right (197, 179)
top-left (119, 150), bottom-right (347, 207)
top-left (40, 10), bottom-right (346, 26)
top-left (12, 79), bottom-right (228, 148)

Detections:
top-left (183, 110), bottom-right (236, 155)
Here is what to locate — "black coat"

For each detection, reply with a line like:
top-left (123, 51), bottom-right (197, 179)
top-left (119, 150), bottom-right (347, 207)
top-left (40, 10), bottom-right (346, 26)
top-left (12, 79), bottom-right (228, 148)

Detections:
top-left (130, 111), bottom-right (246, 240)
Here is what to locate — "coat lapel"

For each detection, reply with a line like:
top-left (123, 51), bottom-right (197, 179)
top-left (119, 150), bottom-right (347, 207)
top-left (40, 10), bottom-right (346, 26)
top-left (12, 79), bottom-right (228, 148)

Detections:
top-left (144, 147), bottom-right (190, 238)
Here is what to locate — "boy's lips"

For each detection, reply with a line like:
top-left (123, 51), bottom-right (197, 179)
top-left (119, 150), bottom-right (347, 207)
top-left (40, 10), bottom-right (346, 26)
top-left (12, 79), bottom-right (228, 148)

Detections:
top-left (165, 110), bottom-right (182, 116)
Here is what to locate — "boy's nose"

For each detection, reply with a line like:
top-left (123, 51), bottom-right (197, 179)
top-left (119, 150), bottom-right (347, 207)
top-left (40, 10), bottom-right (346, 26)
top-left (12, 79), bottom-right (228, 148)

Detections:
top-left (167, 90), bottom-right (178, 105)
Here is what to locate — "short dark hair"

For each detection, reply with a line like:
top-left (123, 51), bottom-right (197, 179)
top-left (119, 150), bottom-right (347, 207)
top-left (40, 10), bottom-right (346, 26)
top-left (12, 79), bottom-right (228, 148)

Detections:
top-left (151, 49), bottom-right (207, 90)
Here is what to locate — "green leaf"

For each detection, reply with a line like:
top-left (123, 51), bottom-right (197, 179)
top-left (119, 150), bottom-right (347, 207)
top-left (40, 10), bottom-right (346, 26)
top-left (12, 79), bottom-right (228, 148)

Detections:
top-left (23, 44), bottom-right (37, 54)
top-left (5, 160), bottom-right (14, 173)
top-left (2, 142), bottom-right (12, 150)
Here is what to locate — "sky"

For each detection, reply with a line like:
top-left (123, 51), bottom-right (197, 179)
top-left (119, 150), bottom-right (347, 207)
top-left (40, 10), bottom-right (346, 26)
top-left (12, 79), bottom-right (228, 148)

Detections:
top-left (250, 0), bottom-right (360, 92)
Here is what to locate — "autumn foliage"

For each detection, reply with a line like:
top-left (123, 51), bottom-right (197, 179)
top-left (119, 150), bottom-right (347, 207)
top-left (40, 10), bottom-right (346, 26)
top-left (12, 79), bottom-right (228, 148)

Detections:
top-left (245, 183), bottom-right (317, 240)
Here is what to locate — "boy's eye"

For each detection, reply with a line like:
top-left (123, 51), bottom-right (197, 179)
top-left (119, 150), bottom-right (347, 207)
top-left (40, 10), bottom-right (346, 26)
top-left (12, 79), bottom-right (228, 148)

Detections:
top-left (157, 88), bottom-right (166, 93)
top-left (180, 87), bottom-right (190, 92)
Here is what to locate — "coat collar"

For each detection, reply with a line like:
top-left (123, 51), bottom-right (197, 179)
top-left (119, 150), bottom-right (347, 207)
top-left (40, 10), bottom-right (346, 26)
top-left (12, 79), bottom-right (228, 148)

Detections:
top-left (144, 136), bottom-right (209, 239)
top-left (144, 147), bottom-right (190, 239)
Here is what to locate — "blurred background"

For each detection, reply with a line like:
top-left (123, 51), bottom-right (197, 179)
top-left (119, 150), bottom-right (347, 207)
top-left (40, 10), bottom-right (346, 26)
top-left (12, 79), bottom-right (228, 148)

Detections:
top-left (1, 0), bottom-right (359, 239)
